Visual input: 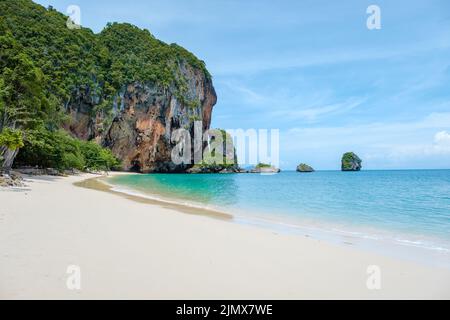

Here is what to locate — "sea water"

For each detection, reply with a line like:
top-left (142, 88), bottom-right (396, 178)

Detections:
top-left (107, 170), bottom-right (450, 267)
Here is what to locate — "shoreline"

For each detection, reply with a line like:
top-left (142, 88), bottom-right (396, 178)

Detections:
top-left (1, 173), bottom-right (449, 299)
top-left (91, 173), bottom-right (450, 269)
top-left (75, 174), bottom-right (233, 221)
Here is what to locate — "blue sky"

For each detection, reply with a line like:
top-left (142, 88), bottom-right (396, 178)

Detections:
top-left (36, 0), bottom-right (450, 169)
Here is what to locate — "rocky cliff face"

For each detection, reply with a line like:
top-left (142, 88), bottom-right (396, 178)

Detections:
top-left (65, 62), bottom-right (216, 173)
top-left (341, 152), bottom-right (362, 171)
top-left (297, 163), bottom-right (315, 172)
top-left (0, 2), bottom-right (219, 173)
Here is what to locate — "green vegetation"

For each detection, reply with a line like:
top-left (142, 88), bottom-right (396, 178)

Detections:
top-left (341, 152), bottom-right (362, 171)
top-left (187, 99), bottom-right (201, 110)
top-left (0, 0), bottom-right (210, 172)
top-left (0, 0), bottom-right (209, 104)
top-left (255, 163), bottom-right (272, 168)
top-left (297, 163), bottom-right (314, 172)
top-left (14, 128), bottom-right (120, 171)
top-left (0, 128), bottom-right (24, 151)
top-left (100, 23), bottom-right (210, 92)
top-left (193, 129), bottom-right (238, 171)
top-left (0, 128), bottom-right (24, 167)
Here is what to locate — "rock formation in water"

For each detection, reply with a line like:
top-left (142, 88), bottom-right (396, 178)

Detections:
top-left (250, 163), bottom-right (281, 173)
top-left (186, 129), bottom-right (240, 174)
top-left (296, 163), bottom-right (315, 172)
top-left (341, 152), bottom-right (362, 171)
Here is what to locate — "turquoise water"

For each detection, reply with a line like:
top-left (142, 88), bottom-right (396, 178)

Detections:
top-left (107, 170), bottom-right (450, 264)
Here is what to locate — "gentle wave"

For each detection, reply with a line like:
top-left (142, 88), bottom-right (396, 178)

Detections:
top-left (106, 182), bottom-right (234, 214)
top-left (104, 170), bottom-right (450, 268)
top-left (234, 213), bottom-right (450, 254)
top-left (105, 177), bottom-right (450, 255)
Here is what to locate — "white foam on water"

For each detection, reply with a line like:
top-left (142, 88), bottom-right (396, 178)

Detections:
top-left (106, 181), bottom-right (232, 214)
top-left (105, 177), bottom-right (450, 269)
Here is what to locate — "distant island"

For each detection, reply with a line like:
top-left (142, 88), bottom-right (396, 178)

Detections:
top-left (250, 163), bottom-right (281, 173)
top-left (297, 163), bottom-right (315, 173)
top-left (341, 152), bottom-right (362, 171)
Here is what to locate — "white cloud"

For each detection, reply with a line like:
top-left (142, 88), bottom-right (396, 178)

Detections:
top-left (429, 131), bottom-right (450, 155)
top-left (273, 98), bottom-right (365, 122)
top-left (282, 113), bottom-right (450, 169)
top-left (434, 131), bottom-right (450, 145)
top-left (287, 112), bottom-right (450, 138)
top-left (211, 41), bottom-right (450, 76)
top-left (219, 79), bottom-right (366, 122)
top-left (219, 81), bottom-right (266, 105)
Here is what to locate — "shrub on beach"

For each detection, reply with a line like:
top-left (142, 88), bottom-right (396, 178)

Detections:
top-left (14, 128), bottom-right (120, 172)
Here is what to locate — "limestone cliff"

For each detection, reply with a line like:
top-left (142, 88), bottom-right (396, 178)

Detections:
top-left (66, 63), bottom-right (216, 173)
top-left (0, 1), bottom-right (218, 173)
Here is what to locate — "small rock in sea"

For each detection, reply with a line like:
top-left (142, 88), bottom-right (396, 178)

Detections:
top-left (250, 164), bottom-right (281, 173)
top-left (341, 152), bottom-right (362, 171)
top-left (296, 163), bottom-right (315, 173)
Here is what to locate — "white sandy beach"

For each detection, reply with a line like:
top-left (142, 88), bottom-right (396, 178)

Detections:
top-left (0, 173), bottom-right (449, 300)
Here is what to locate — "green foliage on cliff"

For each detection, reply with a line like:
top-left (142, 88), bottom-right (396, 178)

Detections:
top-left (0, 29), bottom-right (61, 131)
top-left (0, 0), bottom-right (210, 104)
top-left (0, 0), bottom-right (211, 171)
top-left (0, 1), bottom-right (99, 102)
top-left (99, 23), bottom-right (210, 92)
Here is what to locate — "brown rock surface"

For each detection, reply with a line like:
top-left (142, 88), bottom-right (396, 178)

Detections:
top-left (66, 63), bottom-right (216, 173)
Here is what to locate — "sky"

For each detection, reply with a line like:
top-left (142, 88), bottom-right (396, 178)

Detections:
top-left (35, 0), bottom-right (450, 170)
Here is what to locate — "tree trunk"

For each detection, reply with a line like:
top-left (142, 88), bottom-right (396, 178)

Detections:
top-left (0, 146), bottom-right (19, 173)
